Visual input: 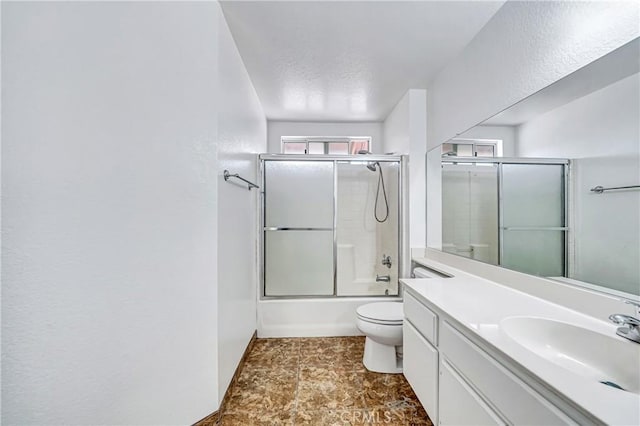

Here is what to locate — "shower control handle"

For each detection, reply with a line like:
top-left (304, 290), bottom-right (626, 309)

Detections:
top-left (381, 254), bottom-right (392, 269)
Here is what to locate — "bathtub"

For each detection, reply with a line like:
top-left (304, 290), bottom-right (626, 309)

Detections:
top-left (257, 297), bottom-right (401, 337)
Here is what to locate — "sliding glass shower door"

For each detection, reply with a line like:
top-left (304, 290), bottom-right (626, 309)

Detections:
top-left (261, 155), bottom-right (405, 298)
top-left (264, 160), bottom-right (335, 296)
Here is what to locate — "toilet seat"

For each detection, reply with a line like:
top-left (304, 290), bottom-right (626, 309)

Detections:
top-left (356, 302), bottom-right (403, 325)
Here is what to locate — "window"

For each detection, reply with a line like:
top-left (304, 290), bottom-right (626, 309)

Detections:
top-left (442, 139), bottom-right (501, 158)
top-left (282, 137), bottom-right (371, 155)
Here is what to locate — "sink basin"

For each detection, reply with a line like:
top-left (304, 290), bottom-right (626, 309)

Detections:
top-left (500, 316), bottom-right (640, 394)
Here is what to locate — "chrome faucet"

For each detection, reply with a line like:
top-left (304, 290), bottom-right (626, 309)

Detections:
top-left (376, 275), bottom-right (391, 283)
top-left (381, 254), bottom-right (392, 269)
top-left (609, 301), bottom-right (640, 344)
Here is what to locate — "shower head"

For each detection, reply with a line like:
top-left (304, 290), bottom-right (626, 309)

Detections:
top-left (356, 150), bottom-right (378, 171)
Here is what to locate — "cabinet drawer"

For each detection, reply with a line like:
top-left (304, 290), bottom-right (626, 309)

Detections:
top-left (403, 320), bottom-right (438, 424)
top-left (440, 321), bottom-right (575, 425)
top-left (404, 291), bottom-right (437, 344)
top-left (440, 359), bottom-right (504, 426)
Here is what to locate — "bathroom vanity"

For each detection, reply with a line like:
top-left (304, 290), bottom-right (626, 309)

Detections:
top-left (401, 261), bottom-right (640, 426)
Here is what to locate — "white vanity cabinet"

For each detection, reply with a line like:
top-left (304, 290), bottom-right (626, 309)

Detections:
top-left (403, 292), bottom-right (439, 424)
top-left (403, 288), bottom-right (579, 426)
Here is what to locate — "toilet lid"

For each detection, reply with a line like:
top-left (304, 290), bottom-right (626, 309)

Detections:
top-left (356, 302), bottom-right (403, 323)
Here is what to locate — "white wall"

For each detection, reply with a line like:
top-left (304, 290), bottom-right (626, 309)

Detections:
top-left (2, 2), bottom-right (265, 424)
top-left (382, 93), bottom-right (410, 154)
top-left (383, 90), bottom-right (427, 248)
top-left (517, 74), bottom-right (639, 294)
top-left (216, 9), bottom-right (266, 401)
top-left (267, 121), bottom-right (383, 153)
top-left (427, 1), bottom-right (640, 150)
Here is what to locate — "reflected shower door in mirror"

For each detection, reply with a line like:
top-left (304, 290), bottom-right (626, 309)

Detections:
top-left (442, 159), bottom-right (567, 277)
top-left (261, 155), bottom-right (404, 298)
top-left (428, 38), bottom-right (640, 297)
top-left (500, 163), bottom-right (567, 277)
top-left (442, 162), bottom-right (499, 264)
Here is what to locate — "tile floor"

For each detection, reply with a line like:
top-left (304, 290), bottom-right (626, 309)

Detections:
top-left (216, 336), bottom-right (433, 425)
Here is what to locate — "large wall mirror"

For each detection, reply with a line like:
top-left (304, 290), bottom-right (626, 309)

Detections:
top-left (427, 38), bottom-right (640, 297)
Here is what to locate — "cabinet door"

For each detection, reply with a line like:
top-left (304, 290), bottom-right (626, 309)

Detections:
top-left (403, 320), bottom-right (438, 424)
top-left (440, 321), bottom-right (575, 425)
top-left (439, 359), bottom-right (504, 426)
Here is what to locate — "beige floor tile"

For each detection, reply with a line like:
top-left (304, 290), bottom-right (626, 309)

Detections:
top-left (245, 339), bottom-right (301, 368)
top-left (300, 338), bottom-right (366, 371)
top-left (364, 371), bottom-right (421, 408)
top-left (234, 364), bottom-right (297, 386)
top-left (216, 337), bottom-right (432, 426)
top-left (298, 366), bottom-right (366, 410)
top-left (225, 378), bottom-right (296, 414)
top-left (294, 409), bottom-right (369, 425)
top-left (219, 410), bottom-right (294, 426)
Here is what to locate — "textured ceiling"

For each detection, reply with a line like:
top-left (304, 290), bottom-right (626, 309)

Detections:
top-left (220, 1), bottom-right (505, 122)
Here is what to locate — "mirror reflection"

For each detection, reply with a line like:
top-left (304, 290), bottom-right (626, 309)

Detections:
top-left (442, 158), bottom-right (568, 278)
top-left (429, 38), bottom-right (640, 296)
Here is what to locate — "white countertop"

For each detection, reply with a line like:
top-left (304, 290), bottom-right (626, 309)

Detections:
top-left (403, 258), bottom-right (640, 425)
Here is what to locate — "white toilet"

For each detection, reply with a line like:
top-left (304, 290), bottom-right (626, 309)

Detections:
top-left (356, 302), bottom-right (404, 374)
top-left (356, 268), bottom-right (435, 374)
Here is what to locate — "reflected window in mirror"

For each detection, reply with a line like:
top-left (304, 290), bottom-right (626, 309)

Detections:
top-left (442, 138), bottom-right (501, 157)
top-left (475, 144), bottom-right (496, 157)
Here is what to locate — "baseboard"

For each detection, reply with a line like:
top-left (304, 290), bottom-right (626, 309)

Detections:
top-left (192, 410), bottom-right (219, 426)
top-left (218, 330), bottom-right (257, 418)
top-left (192, 330), bottom-right (258, 426)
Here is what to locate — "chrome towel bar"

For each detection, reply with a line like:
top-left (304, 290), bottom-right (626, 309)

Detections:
top-left (590, 185), bottom-right (639, 194)
top-left (223, 170), bottom-right (259, 190)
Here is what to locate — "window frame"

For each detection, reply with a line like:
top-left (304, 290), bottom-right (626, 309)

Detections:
top-left (443, 138), bottom-right (503, 158)
top-left (281, 136), bottom-right (372, 155)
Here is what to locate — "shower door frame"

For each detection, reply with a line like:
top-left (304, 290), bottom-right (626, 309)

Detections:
top-left (441, 156), bottom-right (570, 276)
top-left (258, 154), bottom-right (409, 299)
